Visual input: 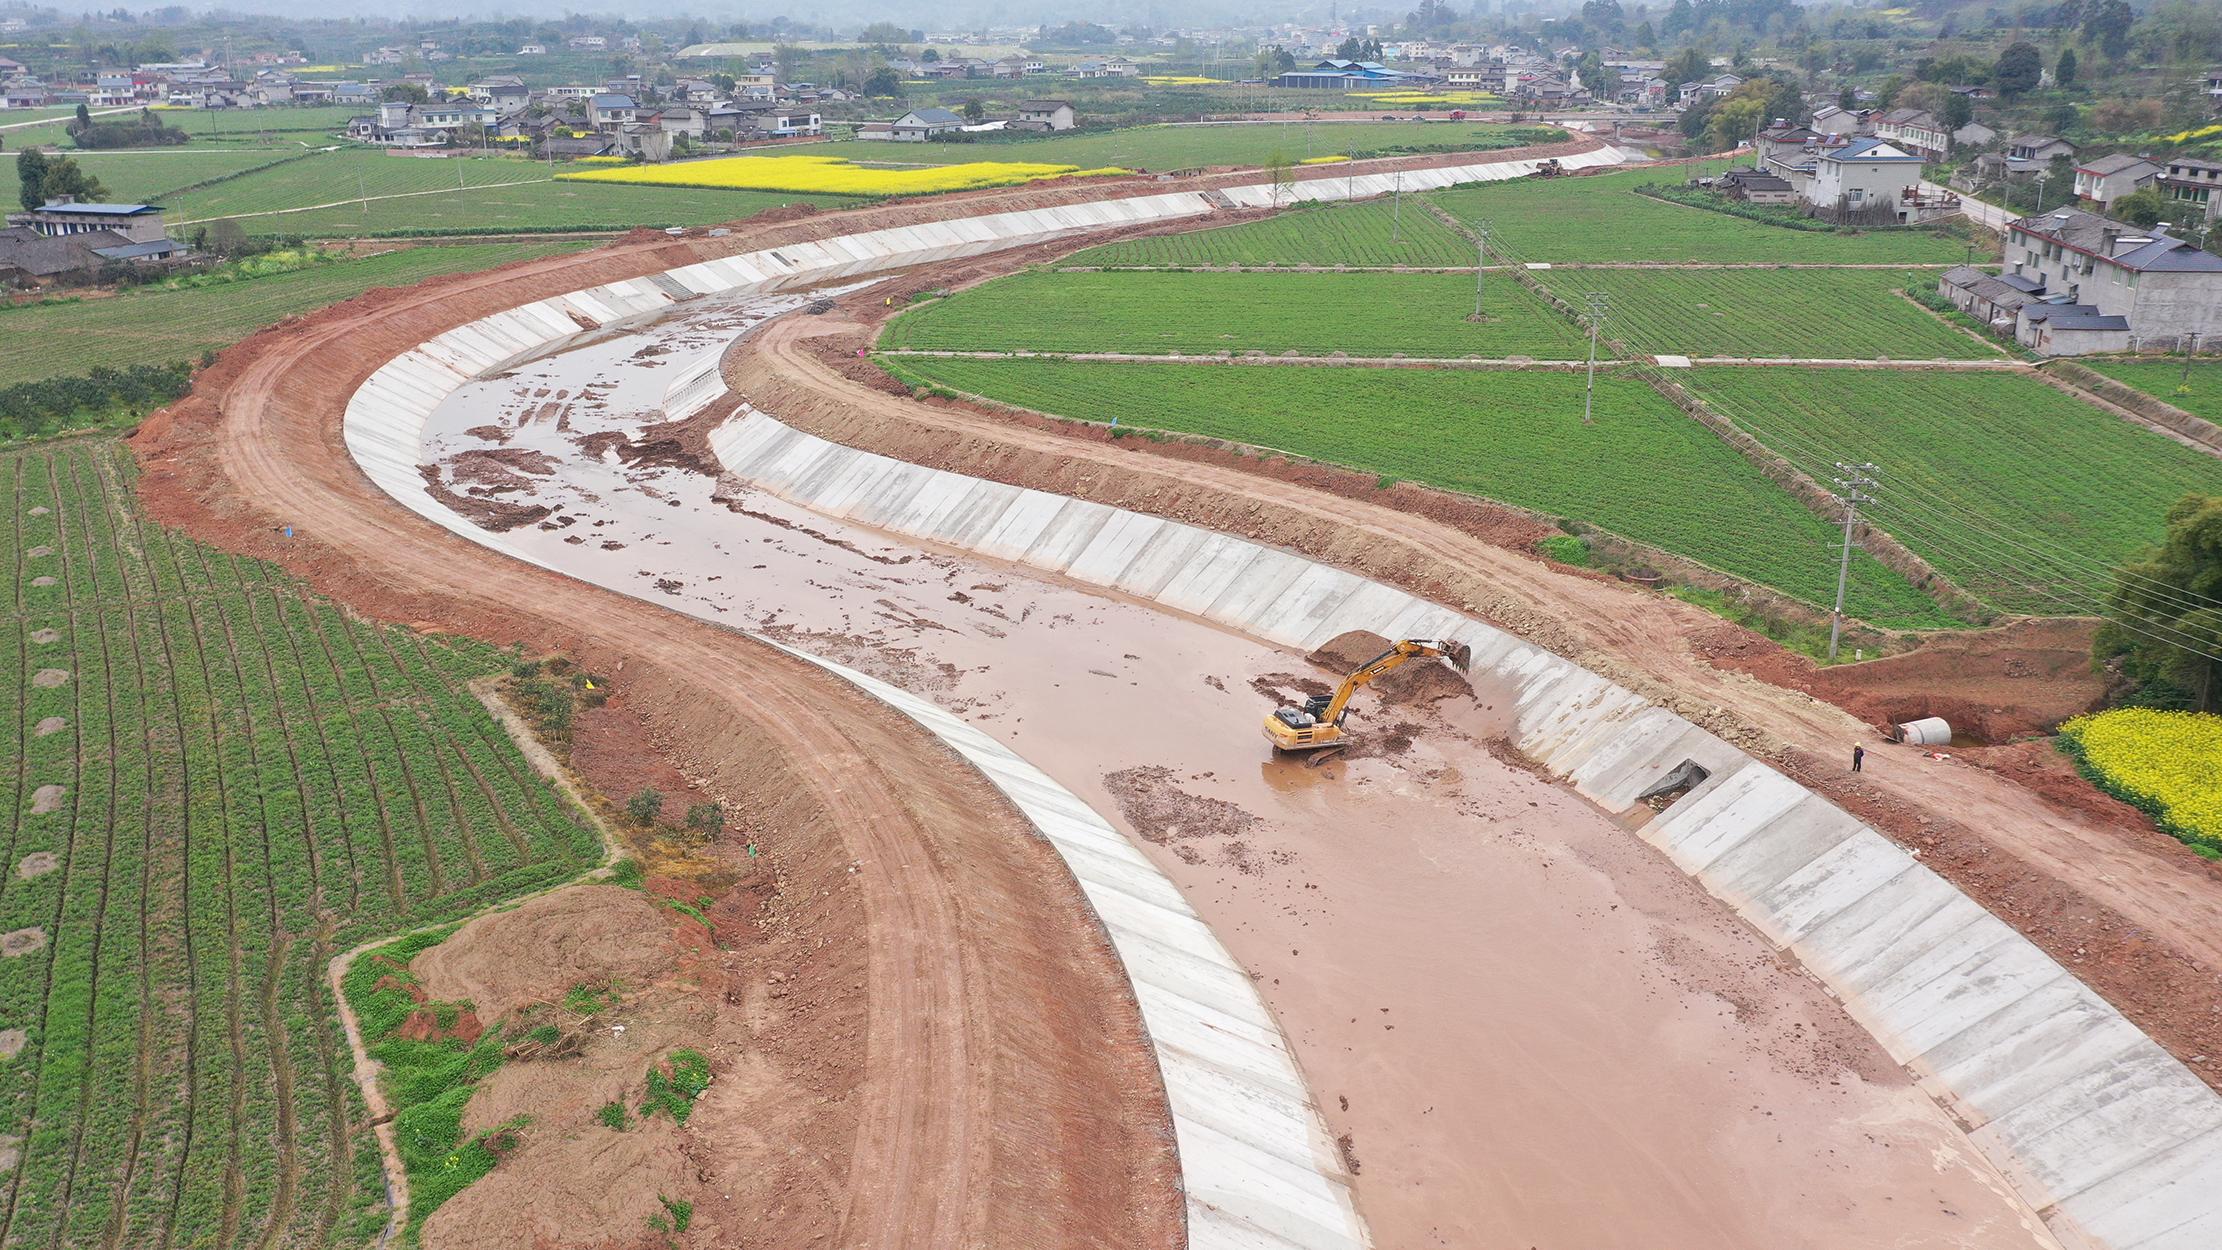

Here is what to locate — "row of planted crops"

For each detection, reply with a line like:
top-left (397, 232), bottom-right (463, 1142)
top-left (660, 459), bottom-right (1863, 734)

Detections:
top-left (0, 441), bottom-right (602, 1248)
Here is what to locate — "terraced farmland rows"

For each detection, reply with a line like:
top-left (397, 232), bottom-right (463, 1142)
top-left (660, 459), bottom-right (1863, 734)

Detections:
top-left (1683, 368), bottom-right (2222, 614)
top-left (0, 440), bottom-right (602, 1248)
top-left (1430, 169), bottom-right (1971, 264)
top-left (2085, 359), bottom-right (2222, 424)
top-left (0, 241), bottom-right (589, 388)
top-left (882, 269), bottom-right (1588, 358)
top-left (1062, 199), bottom-right (1478, 268)
top-left (1525, 266), bottom-right (2001, 360)
top-left (880, 355), bottom-right (1953, 626)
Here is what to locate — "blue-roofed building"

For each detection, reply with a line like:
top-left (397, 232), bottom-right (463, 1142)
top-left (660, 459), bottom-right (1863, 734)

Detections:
top-left (9, 200), bottom-right (171, 244)
top-left (1994, 207), bottom-right (2222, 354)
top-left (1275, 58), bottom-right (1422, 89)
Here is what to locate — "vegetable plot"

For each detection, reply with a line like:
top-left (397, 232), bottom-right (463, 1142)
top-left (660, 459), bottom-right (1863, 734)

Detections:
top-left (1524, 266), bottom-right (2001, 361)
top-left (1063, 199), bottom-right (1478, 268)
top-left (883, 269), bottom-right (1589, 359)
top-left (0, 442), bottom-right (602, 1248)
top-left (2058, 709), bottom-right (2222, 853)
top-left (1683, 368), bottom-right (2222, 613)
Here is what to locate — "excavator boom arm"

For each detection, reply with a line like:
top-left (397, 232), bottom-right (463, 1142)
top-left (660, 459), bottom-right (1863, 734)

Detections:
top-left (1319, 639), bottom-right (1458, 725)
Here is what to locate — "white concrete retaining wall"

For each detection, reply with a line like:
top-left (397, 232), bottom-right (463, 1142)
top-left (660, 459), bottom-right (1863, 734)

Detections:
top-left (710, 410), bottom-right (2222, 1250)
top-left (336, 160), bottom-right (1586, 1250)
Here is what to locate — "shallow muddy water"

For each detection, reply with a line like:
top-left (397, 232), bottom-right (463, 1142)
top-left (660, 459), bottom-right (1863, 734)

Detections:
top-left (415, 296), bottom-right (2058, 1250)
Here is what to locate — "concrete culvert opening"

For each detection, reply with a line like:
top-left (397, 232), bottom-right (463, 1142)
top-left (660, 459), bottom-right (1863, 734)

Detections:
top-left (1636, 760), bottom-right (1710, 809)
top-left (1890, 717), bottom-right (1953, 747)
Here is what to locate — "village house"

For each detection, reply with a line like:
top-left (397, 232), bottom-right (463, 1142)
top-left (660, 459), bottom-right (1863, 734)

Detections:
top-left (1809, 104), bottom-right (1864, 137)
top-left (2075, 153), bottom-right (2163, 208)
top-left (1972, 207), bottom-right (2222, 353)
top-left (1013, 99), bottom-right (1076, 132)
top-left (2160, 157), bottom-right (2222, 221)
top-left (1873, 107), bottom-right (1949, 160)
top-left (586, 93), bottom-right (640, 128)
top-left (1937, 264), bottom-right (2045, 331)
top-left (2009, 135), bottom-right (2079, 164)
top-left (888, 106), bottom-right (965, 141)
top-left (1803, 136), bottom-right (1928, 221)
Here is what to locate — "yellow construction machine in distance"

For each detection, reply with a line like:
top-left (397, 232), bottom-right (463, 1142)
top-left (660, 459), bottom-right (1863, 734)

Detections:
top-left (1263, 638), bottom-right (1470, 754)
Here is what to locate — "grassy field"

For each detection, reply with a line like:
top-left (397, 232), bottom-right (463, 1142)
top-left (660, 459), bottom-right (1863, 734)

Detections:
top-left (1432, 169), bottom-right (1976, 264)
top-left (1063, 198), bottom-right (1478, 268)
top-left (2084, 359), bottom-right (2222, 424)
top-left (145, 104), bottom-right (361, 141)
top-left (0, 440), bottom-right (604, 1248)
top-left (165, 149), bottom-right (560, 224)
top-left (234, 179), bottom-right (857, 237)
top-left (810, 120), bottom-right (1563, 172)
top-left (1527, 266), bottom-right (2001, 360)
top-left (1685, 368), bottom-right (2222, 613)
top-left (882, 270), bottom-right (1588, 358)
top-left (0, 241), bottom-right (588, 388)
top-left (881, 355), bottom-right (1953, 626)
top-left (0, 148), bottom-right (302, 208)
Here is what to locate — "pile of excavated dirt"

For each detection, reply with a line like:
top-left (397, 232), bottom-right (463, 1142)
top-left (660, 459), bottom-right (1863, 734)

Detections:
top-left (412, 883), bottom-right (725, 1249)
top-left (1305, 630), bottom-right (1473, 706)
top-left (411, 886), bottom-right (682, 1024)
top-left (1700, 616), bottom-right (2110, 741)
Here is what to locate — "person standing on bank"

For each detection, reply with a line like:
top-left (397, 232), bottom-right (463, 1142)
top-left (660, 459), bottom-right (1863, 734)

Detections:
top-left (1852, 743), bottom-right (1865, 773)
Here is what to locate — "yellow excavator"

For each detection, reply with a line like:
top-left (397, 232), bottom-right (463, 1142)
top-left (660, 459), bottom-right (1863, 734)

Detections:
top-left (1263, 638), bottom-right (1470, 754)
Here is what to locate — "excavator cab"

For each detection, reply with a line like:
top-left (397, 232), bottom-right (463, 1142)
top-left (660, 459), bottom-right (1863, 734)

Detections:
top-left (1263, 639), bottom-right (1468, 753)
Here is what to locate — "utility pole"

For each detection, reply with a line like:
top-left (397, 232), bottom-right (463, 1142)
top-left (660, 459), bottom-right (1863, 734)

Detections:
top-left (1473, 220), bottom-right (1492, 317)
top-left (1582, 292), bottom-right (1608, 424)
top-left (2182, 331), bottom-right (2202, 391)
top-left (1828, 462), bottom-right (1879, 662)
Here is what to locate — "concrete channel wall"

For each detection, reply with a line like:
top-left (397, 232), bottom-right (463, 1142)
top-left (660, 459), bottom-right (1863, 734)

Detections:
top-left (342, 156), bottom-right (1666, 1250)
top-left (334, 145), bottom-right (2222, 1250)
top-left (709, 410), bottom-right (2222, 1250)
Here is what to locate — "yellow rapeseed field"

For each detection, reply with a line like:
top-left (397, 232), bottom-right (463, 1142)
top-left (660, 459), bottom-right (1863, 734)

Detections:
top-left (2059, 708), bottom-right (2222, 847)
top-left (1298, 155), bottom-right (1352, 165)
top-left (1142, 75), bottom-right (1227, 85)
top-left (556, 153), bottom-right (1125, 197)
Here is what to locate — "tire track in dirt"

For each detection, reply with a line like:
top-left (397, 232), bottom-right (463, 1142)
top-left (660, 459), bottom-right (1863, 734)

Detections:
top-left (131, 210), bottom-right (1183, 1246)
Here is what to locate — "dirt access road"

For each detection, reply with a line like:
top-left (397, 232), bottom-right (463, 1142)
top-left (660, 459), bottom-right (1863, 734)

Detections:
top-left (728, 296), bottom-right (2222, 1083)
top-left (129, 231), bottom-right (1186, 1247)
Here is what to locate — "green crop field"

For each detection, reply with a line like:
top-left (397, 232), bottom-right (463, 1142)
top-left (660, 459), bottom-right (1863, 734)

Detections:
top-left (882, 270), bottom-right (1588, 359)
top-left (1527, 267), bottom-right (2000, 360)
top-left (145, 104), bottom-right (361, 141)
top-left (1063, 198), bottom-right (1478, 268)
top-left (232, 179), bottom-right (856, 237)
top-left (2085, 360), bottom-right (2222, 424)
top-left (882, 355), bottom-right (1951, 626)
top-left (1431, 169), bottom-right (1974, 264)
top-left (0, 241), bottom-right (589, 388)
top-left (0, 440), bottom-right (604, 1248)
top-left (165, 149), bottom-right (560, 225)
top-left (1685, 368), bottom-right (2222, 613)
top-left (1, 149), bottom-right (300, 208)
top-left (811, 120), bottom-right (1563, 172)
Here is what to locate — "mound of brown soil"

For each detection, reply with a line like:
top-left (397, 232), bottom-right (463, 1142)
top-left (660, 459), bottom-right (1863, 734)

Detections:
top-left (1305, 630), bottom-right (1473, 706)
top-left (411, 886), bottom-right (680, 1024)
top-left (1707, 617), bottom-right (2108, 741)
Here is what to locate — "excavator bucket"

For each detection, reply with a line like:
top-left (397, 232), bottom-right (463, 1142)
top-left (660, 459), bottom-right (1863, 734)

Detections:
top-left (1444, 641), bottom-right (1472, 671)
